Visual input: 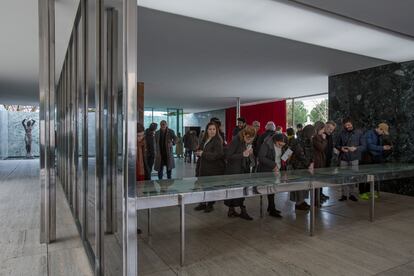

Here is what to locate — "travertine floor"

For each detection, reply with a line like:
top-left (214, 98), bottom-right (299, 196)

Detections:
top-left (1, 159), bottom-right (414, 276)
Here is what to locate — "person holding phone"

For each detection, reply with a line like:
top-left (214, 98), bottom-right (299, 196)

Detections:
top-left (335, 117), bottom-right (366, 201)
top-left (224, 125), bottom-right (257, 220)
top-left (194, 122), bottom-right (225, 213)
top-left (257, 133), bottom-right (288, 217)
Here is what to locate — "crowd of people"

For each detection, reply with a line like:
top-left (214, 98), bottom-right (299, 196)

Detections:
top-left (136, 116), bottom-right (393, 221)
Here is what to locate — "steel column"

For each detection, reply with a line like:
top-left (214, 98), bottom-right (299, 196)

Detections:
top-left (39, 0), bottom-right (56, 244)
top-left (309, 184), bottom-right (315, 236)
top-left (95, 0), bottom-right (105, 274)
top-left (368, 175), bottom-right (375, 222)
top-left (122, 0), bottom-right (138, 275)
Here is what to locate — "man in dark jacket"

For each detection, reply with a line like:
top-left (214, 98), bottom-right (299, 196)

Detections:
top-left (256, 121), bottom-right (276, 155)
top-left (154, 120), bottom-right (177, 179)
top-left (365, 123), bottom-right (392, 163)
top-left (335, 117), bottom-right (366, 201)
top-left (296, 123), bottom-right (304, 141)
top-left (324, 121), bottom-right (337, 167)
top-left (145, 122), bottom-right (157, 175)
top-left (258, 133), bottom-right (288, 218)
top-left (360, 123), bottom-right (392, 196)
top-left (232, 117), bottom-right (246, 137)
top-left (289, 125), bottom-right (315, 211)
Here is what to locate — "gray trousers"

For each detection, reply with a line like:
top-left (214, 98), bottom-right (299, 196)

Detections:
top-left (340, 160), bottom-right (359, 197)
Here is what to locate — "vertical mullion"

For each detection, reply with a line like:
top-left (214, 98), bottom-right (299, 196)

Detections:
top-left (122, 0), bottom-right (138, 275)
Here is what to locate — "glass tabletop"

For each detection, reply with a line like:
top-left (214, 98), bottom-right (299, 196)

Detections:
top-left (136, 163), bottom-right (414, 198)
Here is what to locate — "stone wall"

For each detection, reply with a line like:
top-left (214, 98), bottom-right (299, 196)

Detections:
top-left (329, 60), bottom-right (414, 195)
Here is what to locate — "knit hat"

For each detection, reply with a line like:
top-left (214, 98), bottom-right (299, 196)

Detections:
top-left (378, 123), bottom-right (389, 135)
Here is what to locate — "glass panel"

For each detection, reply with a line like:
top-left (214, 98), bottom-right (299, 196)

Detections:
top-left (136, 163), bottom-right (414, 198)
top-left (77, 18), bottom-right (83, 222)
top-left (86, 0), bottom-right (97, 255)
top-left (144, 107), bottom-right (153, 128)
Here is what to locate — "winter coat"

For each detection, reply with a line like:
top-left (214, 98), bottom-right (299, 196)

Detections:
top-left (365, 129), bottom-right (384, 157)
top-left (225, 135), bottom-right (255, 175)
top-left (256, 130), bottom-right (275, 155)
top-left (313, 134), bottom-right (327, 169)
top-left (195, 135), bottom-right (225, 177)
top-left (288, 137), bottom-right (313, 170)
top-left (257, 137), bottom-right (287, 172)
top-left (145, 129), bottom-right (156, 159)
top-left (324, 133), bottom-right (334, 167)
top-left (335, 129), bottom-right (366, 162)
top-left (154, 128), bottom-right (177, 171)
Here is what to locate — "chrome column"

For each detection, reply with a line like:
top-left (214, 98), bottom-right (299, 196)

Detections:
top-left (122, 0), bottom-right (138, 274)
top-left (309, 183), bottom-right (315, 236)
top-left (95, 0), bottom-right (105, 274)
top-left (105, 8), bottom-right (118, 234)
top-left (80, 0), bottom-right (89, 242)
top-left (39, 0), bottom-right (56, 244)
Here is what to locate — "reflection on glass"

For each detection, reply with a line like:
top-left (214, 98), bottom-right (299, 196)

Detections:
top-left (136, 163), bottom-right (414, 198)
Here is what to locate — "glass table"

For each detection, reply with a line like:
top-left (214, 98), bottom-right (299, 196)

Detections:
top-left (135, 163), bottom-right (414, 266)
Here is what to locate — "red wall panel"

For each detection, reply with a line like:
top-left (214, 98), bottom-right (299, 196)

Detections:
top-left (225, 100), bottom-right (286, 143)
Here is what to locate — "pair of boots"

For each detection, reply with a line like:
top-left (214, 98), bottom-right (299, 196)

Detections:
top-left (194, 202), bottom-right (214, 213)
top-left (228, 206), bottom-right (253, 220)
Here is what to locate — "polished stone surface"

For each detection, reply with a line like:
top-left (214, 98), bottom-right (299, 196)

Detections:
top-left (329, 60), bottom-right (414, 195)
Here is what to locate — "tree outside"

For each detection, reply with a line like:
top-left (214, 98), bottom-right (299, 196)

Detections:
top-left (309, 99), bottom-right (328, 123)
top-left (287, 100), bottom-right (307, 127)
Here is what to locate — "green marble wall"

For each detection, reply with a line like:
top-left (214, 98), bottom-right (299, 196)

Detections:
top-left (329, 60), bottom-right (414, 195)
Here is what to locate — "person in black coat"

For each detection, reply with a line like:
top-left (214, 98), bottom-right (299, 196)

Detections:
top-left (145, 122), bottom-right (157, 175)
top-left (232, 117), bottom-right (246, 137)
top-left (257, 133), bottom-right (288, 218)
top-left (288, 125), bottom-right (315, 211)
top-left (256, 121), bottom-right (276, 156)
top-left (224, 125), bottom-right (257, 220)
top-left (210, 117), bottom-right (227, 146)
top-left (194, 122), bottom-right (225, 213)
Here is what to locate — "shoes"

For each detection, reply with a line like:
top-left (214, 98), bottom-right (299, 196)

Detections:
top-left (321, 193), bottom-right (330, 202)
top-left (359, 193), bottom-right (370, 201)
top-left (194, 203), bottom-right (206, 211)
top-left (349, 195), bottom-right (358, 202)
top-left (227, 207), bottom-right (240, 218)
top-left (267, 207), bottom-right (281, 214)
top-left (268, 209), bottom-right (282, 218)
top-left (240, 207), bottom-right (253, 221)
top-left (295, 202), bottom-right (310, 211)
top-left (339, 195), bottom-right (347, 201)
top-left (204, 205), bottom-right (214, 213)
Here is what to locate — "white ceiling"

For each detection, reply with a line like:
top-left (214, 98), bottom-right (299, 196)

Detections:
top-left (0, 0), bottom-right (413, 112)
top-left (294, 0), bottom-right (414, 37)
top-left (137, 7), bottom-right (387, 112)
top-left (0, 0), bottom-right (79, 105)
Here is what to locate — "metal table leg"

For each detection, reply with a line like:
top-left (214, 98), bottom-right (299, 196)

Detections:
top-left (309, 186), bottom-right (315, 236)
top-left (368, 175), bottom-right (375, 222)
top-left (147, 208), bottom-right (152, 241)
top-left (179, 194), bottom-right (185, 266)
top-left (260, 195), bottom-right (263, 218)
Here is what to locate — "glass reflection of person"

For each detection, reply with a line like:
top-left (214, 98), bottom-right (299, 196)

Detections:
top-left (22, 118), bottom-right (36, 158)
